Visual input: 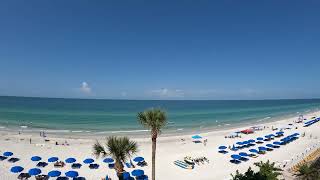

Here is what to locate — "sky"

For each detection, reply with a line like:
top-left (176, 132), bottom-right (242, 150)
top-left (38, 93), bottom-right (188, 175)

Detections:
top-left (0, 0), bottom-right (319, 100)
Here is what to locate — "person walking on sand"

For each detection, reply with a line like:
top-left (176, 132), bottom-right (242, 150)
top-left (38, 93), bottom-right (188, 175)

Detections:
top-left (29, 138), bottom-right (31, 144)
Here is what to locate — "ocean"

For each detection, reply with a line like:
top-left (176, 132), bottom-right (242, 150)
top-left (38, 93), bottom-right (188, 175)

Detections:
top-left (0, 96), bottom-right (320, 136)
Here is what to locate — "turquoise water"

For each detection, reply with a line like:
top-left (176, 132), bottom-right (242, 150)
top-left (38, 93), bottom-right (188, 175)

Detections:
top-left (0, 96), bottom-right (320, 135)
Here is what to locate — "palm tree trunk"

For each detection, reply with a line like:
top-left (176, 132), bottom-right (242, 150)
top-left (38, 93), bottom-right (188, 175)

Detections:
top-left (152, 136), bottom-right (156, 180)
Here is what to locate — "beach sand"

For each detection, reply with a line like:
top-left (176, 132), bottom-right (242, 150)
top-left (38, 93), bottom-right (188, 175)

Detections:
top-left (0, 112), bottom-right (319, 180)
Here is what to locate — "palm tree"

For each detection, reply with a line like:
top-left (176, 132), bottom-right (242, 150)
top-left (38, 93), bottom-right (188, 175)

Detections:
top-left (297, 164), bottom-right (318, 180)
top-left (254, 160), bottom-right (282, 180)
top-left (93, 136), bottom-right (138, 179)
top-left (137, 108), bottom-right (167, 180)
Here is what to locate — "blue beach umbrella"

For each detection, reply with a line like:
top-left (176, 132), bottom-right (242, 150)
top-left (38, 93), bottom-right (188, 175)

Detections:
top-left (31, 156), bottom-right (41, 161)
top-left (28, 168), bottom-right (41, 176)
top-left (83, 158), bottom-right (94, 164)
top-left (3, 152), bottom-right (13, 157)
top-left (248, 139), bottom-right (255, 143)
top-left (231, 154), bottom-right (241, 160)
top-left (48, 157), bottom-right (59, 162)
top-left (103, 158), bottom-right (114, 163)
top-left (218, 146), bottom-right (227, 150)
top-left (131, 169), bottom-right (144, 177)
top-left (266, 144), bottom-right (274, 148)
top-left (48, 170), bottom-right (61, 177)
top-left (276, 132), bottom-right (284, 135)
top-left (273, 141), bottom-right (281, 145)
top-left (133, 157), bottom-right (144, 162)
top-left (239, 152), bottom-right (248, 157)
top-left (258, 146), bottom-right (267, 151)
top-left (192, 135), bottom-right (202, 139)
top-left (10, 166), bottom-right (24, 173)
top-left (123, 172), bottom-right (130, 179)
top-left (292, 133), bottom-right (300, 136)
top-left (249, 149), bottom-right (259, 153)
top-left (242, 141), bottom-right (249, 144)
top-left (65, 170), bottom-right (79, 178)
top-left (65, 157), bottom-right (76, 163)
top-left (256, 137), bottom-right (264, 141)
top-left (269, 134), bottom-right (275, 137)
top-left (236, 142), bottom-right (243, 145)
top-left (265, 135), bottom-right (271, 138)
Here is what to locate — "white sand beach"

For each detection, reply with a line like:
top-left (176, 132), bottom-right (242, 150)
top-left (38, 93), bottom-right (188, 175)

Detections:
top-left (0, 112), bottom-right (319, 180)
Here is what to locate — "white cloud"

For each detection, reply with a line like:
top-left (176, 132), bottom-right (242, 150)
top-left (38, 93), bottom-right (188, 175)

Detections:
top-left (149, 88), bottom-right (185, 98)
top-left (80, 82), bottom-right (91, 94)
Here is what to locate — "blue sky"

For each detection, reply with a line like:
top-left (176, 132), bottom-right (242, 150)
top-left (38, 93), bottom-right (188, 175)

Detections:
top-left (0, 0), bottom-right (319, 100)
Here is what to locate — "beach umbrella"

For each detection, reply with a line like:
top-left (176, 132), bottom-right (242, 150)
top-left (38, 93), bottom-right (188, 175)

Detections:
top-left (249, 149), bottom-right (259, 153)
top-left (133, 156), bottom-right (144, 162)
top-left (264, 135), bottom-right (271, 138)
top-left (65, 157), bottom-right (76, 163)
top-left (269, 134), bottom-right (275, 137)
top-left (266, 144), bottom-right (274, 148)
top-left (218, 146), bottom-right (227, 150)
top-left (256, 137), bottom-right (264, 141)
top-left (276, 132), bottom-right (284, 135)
top-left (242, 141), bottom-right (249, 145)
top-left (65, 170), bottom-right (79, 178)
top-left (131, 169), bottom-right (144, 177)
top-left (31, 156), bottom-right (42, 162)
top-left (103, 158), bottom-right (114, 163)
top-left (273, 141), bottom-right (281, 145)
top-left (48, 157), bottom-right (59, 162)
top-left (292, 133), bottom-right (300, 136)
top-left (10, 166), bottom-right (24, 173)
top-left (48, 170), bottom-right (61, 177)
top-left (239, 152), bottom-right (248, 157)
top-left (83, 158), bottom-right (94, 164)
top-left (123, 172), bottom-right (130, 179)
top-left (236, 142), bottom-right (243, 145)
top-left (28, 168), bottom-right (41, 176)
top-left (3, 152), bottom-right (13, 157)
top-left (231, 154), bottom-right (241, 160)
top-left (191, 135), bottom-right (202, 139)
top-left (248, 139), bottom-right (255, 143)
top-left (258, 146), bottom-right (267, 151)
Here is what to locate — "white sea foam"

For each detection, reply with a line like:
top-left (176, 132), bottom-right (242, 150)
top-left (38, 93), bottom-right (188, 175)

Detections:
top-left (71, 131), bottom-right (83, 133)
top-left (20, 126), bottom-right (28, 128)
top-left (177, 128), bottom-right (183, 131)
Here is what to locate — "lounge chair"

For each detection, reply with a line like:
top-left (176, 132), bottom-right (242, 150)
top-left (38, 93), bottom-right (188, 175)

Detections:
top-left (35, 175), bottom-right (49, 180)
top-left (173, 160), bottom-right (193, 169)
top-left (8, 157), bottom-right (20, 163)
top-left (36, 162), bottom-right (48, 168)
top-left (72, 163), bottom-right (82, 169)
top-left (0, 156), bottom-right (7, 161)
top-left (18, 173), bottom-right (31, 180)
top-left (137, 161), bottom-right (148, 167)
top-left (73, 177), bottom-right (86, 180)
top-left (89, 163), bottom-right (99, 169)
top-left (54, 161), bottom-right (65, 168)
top-left (230, 159), bottom-right (241, 164)
top-left (56, 177), bottom-right (69, 180)
top-left (108, 163), bottom-right (115, 169)
top-left (240, 157), bottom-right (249, 161)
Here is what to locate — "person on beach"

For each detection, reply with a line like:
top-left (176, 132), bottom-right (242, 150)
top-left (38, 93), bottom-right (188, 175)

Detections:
top-left (29, 138), bottom-right (31, 144)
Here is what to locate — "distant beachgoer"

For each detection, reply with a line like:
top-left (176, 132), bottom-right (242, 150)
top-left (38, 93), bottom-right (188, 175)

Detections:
top-left (29, 138), bottom-right (31, 144)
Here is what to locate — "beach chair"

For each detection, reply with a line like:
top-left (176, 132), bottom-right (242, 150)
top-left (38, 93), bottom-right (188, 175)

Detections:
top-left (73, 177), bottom-right (86, 180)
top-left (72, 163), bottom-right (82, 169)
top-left (108, 163), bottom-right (115, 169)
top-left (0, 156), bottom-right (7, 161)
top-left (36, 162), bottom-right (48, 168)
top-left (230, 159), bottom-right (241, 164)
top-left (8, 157), bottom-right (20, 163)
top-left (89, 163), bottom-right (99, 169)
top-left (18, 173), bottom-right (31, 180)
top-left (56, 177), bottom-right (69, 180)
top-left (35, 174), bottom-right (49, 180)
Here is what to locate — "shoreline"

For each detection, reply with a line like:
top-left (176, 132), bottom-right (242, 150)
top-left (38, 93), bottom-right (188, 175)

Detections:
top-left (0, 110), bottom-right (319, 179)
top-left (1, 109), bottom-right (319, 142)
